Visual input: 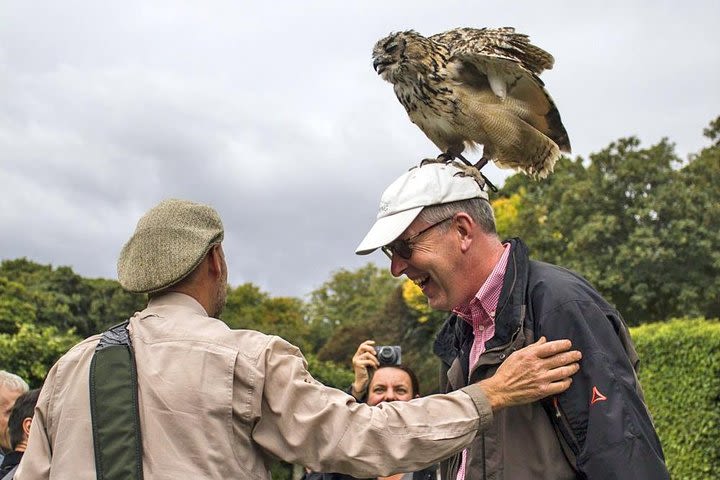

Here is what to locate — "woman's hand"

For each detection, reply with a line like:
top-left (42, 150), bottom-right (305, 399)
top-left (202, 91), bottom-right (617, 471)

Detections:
top-left (351, 340), bottom-right (380, 399)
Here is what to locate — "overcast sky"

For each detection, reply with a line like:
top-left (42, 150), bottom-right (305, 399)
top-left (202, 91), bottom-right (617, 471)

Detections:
top-left (2, 1), bottom-right (718, 299)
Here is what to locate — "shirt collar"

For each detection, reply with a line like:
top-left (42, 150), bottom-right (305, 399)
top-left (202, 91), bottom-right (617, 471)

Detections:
top-left (145, 292), bottom-right (209, 317)
top-left (454, 242), bottom-right (511, 323)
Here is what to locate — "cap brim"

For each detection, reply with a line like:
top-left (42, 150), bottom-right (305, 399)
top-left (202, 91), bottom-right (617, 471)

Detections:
top-left (355, 206), bottom-right (423, 255)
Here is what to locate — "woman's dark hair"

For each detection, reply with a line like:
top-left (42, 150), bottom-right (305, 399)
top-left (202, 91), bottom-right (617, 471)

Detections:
top-left (370, 364), bottom-right (421, 397)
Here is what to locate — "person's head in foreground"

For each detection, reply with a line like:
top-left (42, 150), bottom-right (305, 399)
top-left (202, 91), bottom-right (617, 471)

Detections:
top-left (356, 160), bottom-right (501, 311)
top-left (117, 198), bottom-right (228, 318)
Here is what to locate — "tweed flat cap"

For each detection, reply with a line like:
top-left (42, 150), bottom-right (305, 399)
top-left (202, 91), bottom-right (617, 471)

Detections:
top-left (117, 199), bottom-right (224, 294)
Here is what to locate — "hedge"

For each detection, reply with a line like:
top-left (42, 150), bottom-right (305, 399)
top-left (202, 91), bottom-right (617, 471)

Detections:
top-left (631, 318), bottom-right (720, 479)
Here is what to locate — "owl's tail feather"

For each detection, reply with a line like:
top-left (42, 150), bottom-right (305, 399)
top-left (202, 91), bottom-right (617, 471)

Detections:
top-left (482, 111), bottom-right (560, 179)
top-left (544, 101), bottom-right (571, 153)
top-left (494, 130), bottom-right (559, 179)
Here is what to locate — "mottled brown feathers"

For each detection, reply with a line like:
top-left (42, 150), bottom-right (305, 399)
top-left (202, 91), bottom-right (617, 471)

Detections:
top-left (373, 27), bottom-right (570, 178)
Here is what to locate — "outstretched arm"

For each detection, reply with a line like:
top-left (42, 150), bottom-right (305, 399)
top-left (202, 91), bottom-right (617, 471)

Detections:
top-left (251, 336), bottom-right (580, 477)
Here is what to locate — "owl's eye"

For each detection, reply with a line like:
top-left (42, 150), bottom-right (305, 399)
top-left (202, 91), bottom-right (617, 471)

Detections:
top-left (385, 43), bottom-right (398, 54)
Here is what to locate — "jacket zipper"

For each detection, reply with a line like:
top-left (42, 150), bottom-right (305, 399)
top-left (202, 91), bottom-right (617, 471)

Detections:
top-left (552, 396), bottom-right (582, 455)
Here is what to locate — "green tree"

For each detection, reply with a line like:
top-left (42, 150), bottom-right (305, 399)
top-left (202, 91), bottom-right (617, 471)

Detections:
top-left (638, 122), bottom-right (719, 320)
top-left (496, 117), bottom-right (720, 324)
top-left (0, 279), bottom-right (37, 334)
top-left (83, 278), bottom-right (148, 334)
top-left (303, 352), bottom-right (354, 389)
top-left (317, 282), bottom-right (447, 396)
top-left (304, 263), bottom-right (400, 352)
top-left (378, 286), bottom-right (447, 395)
top-left (0, 322), bottom-right (80, 388)
top-left (222, 282), bottom-right (311, 350)
top-left (492, 188), bottom-right (525, 240)
top-left (0, 258), bottom-right (145, 336)
top-left (703, 116), bottom-right (720, 146)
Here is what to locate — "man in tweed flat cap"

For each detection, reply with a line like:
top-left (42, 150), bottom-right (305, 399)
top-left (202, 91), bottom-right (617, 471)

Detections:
top-left (18, 199), bottom-right (581, 479)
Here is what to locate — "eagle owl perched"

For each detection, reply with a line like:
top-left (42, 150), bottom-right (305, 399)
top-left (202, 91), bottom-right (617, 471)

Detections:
top-left (373, 27), bottom-right (571, 178)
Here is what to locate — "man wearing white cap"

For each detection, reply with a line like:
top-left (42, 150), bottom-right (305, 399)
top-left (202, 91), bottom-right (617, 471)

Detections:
top-left (18, 198), bottom-right (581, 480)
top-left (356, 160), bottom-right (669, 480)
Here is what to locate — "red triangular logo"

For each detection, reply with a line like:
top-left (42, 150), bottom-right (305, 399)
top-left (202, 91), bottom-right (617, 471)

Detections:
top-left (590, 386), bottom-right (607, 405)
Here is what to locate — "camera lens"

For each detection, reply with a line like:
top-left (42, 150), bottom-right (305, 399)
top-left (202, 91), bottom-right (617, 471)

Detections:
top-left (375, 346), bottom-right (401, 365)
top-left (377, 347), bottom-right (394, 363)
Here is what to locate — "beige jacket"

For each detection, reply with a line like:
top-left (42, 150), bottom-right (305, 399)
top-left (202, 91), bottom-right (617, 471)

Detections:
top-left (17, 293), bottom-right (492, 479)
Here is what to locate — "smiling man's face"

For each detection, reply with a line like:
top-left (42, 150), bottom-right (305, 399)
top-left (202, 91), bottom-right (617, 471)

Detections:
top-left (387, 216), bottom-right (469, 311)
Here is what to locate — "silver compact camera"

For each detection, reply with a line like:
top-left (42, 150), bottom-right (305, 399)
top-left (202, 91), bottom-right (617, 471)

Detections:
top-left (375, 345), bottom-right (402, 365)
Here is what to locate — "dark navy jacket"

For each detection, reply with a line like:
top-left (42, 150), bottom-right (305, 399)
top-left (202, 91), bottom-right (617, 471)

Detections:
top-left (433, 238), bottom-right (669, 479)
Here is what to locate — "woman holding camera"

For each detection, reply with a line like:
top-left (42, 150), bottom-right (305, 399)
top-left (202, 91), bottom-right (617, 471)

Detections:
top-left (302, 340), bottom-right (438, 480)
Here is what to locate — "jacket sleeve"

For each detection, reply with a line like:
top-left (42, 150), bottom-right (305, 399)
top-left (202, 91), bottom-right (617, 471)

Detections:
top-left (536, 298), bottom-right (670, 480)
top-left (248, 336), bottom-right (492, 478)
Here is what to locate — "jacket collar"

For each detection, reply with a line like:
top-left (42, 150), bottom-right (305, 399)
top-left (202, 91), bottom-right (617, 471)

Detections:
top-left (434, 238), bottom-right (531, 365)
top-left (144, 292), bottom-right (209, 318)
top-left (484, 238), bottom-right (529, 350)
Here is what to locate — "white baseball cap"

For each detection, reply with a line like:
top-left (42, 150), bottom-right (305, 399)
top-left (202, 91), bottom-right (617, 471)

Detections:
top-left (355, 162), bottom-right (489, 255)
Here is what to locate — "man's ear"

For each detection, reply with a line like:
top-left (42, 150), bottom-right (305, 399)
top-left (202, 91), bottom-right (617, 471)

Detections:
top-left (453, 213), bottom-right (475, 252)
top-left (208, 244), bottom-right (224, 278)
top-left (22, 417), bottom-right (32, 437)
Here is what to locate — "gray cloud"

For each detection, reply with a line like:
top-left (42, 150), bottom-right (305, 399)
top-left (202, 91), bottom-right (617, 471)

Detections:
top-left (1, 0), bottom-right (719, 298)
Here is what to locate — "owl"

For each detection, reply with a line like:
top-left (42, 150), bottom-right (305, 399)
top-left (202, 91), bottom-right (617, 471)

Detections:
top-left (372, 27), bottom-right (571, 178)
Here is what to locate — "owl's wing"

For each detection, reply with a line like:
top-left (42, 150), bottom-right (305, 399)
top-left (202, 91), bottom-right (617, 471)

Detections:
top-left (431, 27), bottom-right (554, 75)
top-left (431, 27), bottom-right (553, 100)
top-left (432, 27), bottom-right (570, 157)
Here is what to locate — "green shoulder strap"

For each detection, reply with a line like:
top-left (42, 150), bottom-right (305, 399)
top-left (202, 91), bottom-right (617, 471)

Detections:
top-left (89, 320), bottom-right (144, 480)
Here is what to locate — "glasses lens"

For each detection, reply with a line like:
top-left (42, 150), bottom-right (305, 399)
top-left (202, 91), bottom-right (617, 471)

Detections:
top-left (395, 241), bottom-right (412, 259)
top-left (384, 240), bottom-right (412, 260)
top-left (382, 216), bottom-right (453, 261)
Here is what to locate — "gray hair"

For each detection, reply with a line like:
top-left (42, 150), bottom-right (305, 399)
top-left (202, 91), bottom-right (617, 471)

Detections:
top-left (418, 197), bottom-right (497, 235)
top-left (0, 371), bottom-right (29, 393)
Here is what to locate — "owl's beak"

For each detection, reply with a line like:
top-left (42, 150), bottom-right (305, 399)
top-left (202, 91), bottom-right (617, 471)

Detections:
top-left (373, 58), bottom-right (386, 74)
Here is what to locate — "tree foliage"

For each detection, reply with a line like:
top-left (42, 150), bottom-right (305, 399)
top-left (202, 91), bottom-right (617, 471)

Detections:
top-left (0, 259), bottom-right (144, 386)
top-left (222, 282), bottom-right (312, 351)
top-left (0, 322), bottom-right (80, 388)
top-left (0, 258), bottom-right (145, 337)
top-left (631, 318), bottom-right (720, 479)
top-left (496, 117), bottom-right (720, 324)
top-left (305, 263), bottom-right (400, 351)
top-left (316, 281), bottom-right (446, 395)
top-left (303, 352), bottom-right (354, 390)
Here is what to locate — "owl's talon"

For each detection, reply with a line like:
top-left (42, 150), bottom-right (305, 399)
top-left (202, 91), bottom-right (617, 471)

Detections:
top-left (420, 157), bottom-right (446, 167)
top-left (436, 152), bottom-right (455, 163)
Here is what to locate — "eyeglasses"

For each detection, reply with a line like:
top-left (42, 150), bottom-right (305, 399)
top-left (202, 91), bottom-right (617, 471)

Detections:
top-left (382, 216), bottom-right (454, 260)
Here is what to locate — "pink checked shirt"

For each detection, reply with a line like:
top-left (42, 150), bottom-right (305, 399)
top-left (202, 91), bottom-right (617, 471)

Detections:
top-left (453, 242), bottom-right (511, 480)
